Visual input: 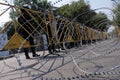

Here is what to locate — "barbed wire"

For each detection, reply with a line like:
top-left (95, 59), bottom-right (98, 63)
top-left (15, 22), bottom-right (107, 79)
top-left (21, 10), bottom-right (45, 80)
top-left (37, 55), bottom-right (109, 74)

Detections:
top-left (0, 1), bottom-right (120, 79)
top-left (52, 0), bottom-right (63, 6)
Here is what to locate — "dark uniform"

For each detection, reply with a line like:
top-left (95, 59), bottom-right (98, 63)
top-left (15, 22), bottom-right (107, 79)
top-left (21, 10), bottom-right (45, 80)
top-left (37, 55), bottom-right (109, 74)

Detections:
top-left (18, 6), bottom-right (39, 59)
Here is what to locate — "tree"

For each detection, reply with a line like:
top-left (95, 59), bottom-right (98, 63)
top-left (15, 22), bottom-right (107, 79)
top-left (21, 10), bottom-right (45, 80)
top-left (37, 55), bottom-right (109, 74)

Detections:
top-left (56, 0), bottom-right (110, 31)
top-left (56, 0), bottom-right (93, 24)
top-left (9, 0), bottom-right (52, 19)
top-left (89, 12), bottom-right (110, 31)
top-left (112, 1), bottom-right (120, 27)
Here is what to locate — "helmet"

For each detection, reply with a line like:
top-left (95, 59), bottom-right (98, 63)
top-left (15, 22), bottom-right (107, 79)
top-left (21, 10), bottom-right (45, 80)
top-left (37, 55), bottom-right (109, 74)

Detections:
top-left (23, 4), bottom-right (31, 9)
top-left (21, 4), bottom-right (31, 13)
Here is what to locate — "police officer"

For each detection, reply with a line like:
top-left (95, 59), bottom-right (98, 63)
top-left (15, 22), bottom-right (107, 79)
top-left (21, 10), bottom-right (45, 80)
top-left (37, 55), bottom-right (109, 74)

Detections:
top-left (18, 4), bottom-right (39, 59)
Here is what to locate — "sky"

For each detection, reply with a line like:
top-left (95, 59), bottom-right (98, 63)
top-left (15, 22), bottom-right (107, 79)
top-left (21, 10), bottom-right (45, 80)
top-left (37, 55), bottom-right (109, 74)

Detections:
top-left (0, 0), bottom-right (114, 28)
top-left (0, 0), bottom-right (11, 26)
top-left (87, 0), bottom-right (113, 19)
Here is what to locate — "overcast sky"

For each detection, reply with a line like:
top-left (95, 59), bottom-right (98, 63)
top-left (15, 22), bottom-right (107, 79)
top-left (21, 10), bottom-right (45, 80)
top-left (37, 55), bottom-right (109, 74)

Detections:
top-left (0, 0), bottom-right (114, 27)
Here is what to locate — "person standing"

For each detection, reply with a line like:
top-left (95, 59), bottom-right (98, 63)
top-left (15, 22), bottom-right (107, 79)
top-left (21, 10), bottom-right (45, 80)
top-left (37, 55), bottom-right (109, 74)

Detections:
top-left (18, 4), bottom-right (39, 59)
